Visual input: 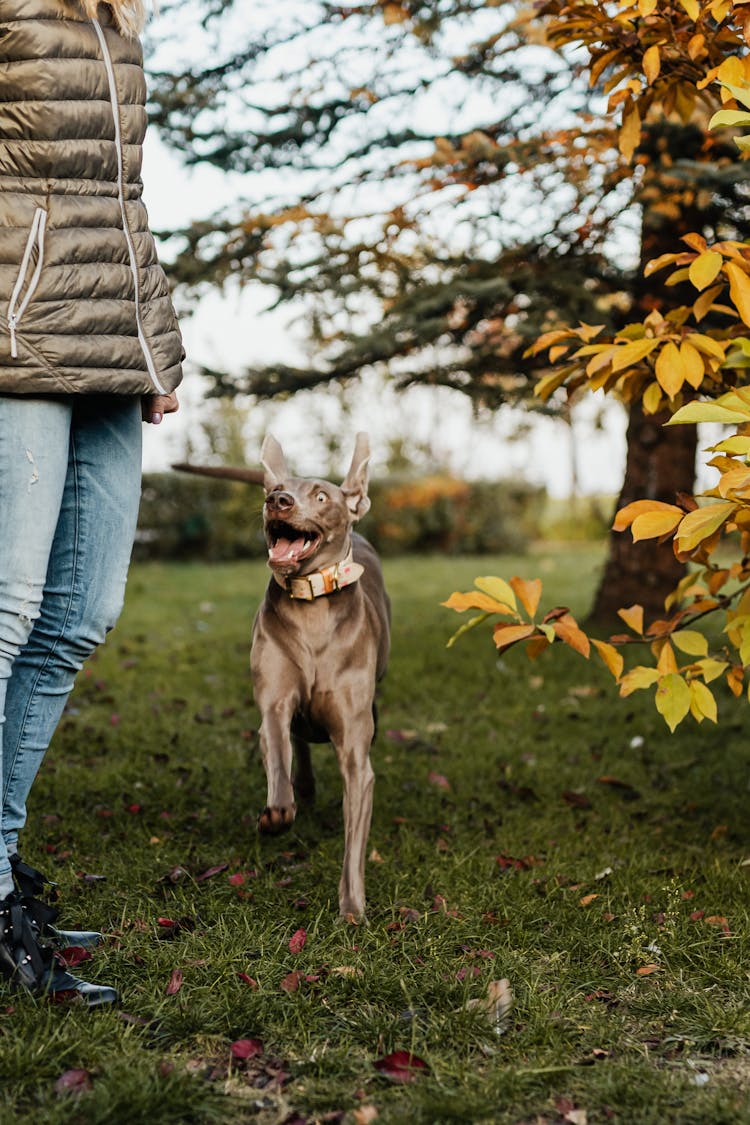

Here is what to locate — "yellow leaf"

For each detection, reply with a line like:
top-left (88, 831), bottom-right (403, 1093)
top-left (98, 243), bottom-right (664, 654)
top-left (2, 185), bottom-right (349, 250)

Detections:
top-left (696, 657), bottom-right (729, 683)
top-left (612, 499), bottom-right (683, 532)
top-left (631, 509), bottom-right (684, 541)
top-left (693, 283), bottom-right (723, 323)
top-left (580, 893), bottom-right (599, 906)
top-left (655, 341), bottom-right (683, 397)
top-left (441, 591), bottom-right (516, 615)
top-left (680, 340), bottom-right (706, 389)
top-left (678, 0), bottom-right (700, 20)
top-left (535, 368), bottom-right (571, 401)
top-left (675, 501), bottom-right (736, 552)
top-left (619, 100), bottom-right (641, 163)
top-left (475, 576), bottom-right (517, 611)
top-left (725, 262), bottom-right (750, 326)
top-left (618, 604), bottom-right (644, 635)
top-left (672, 630), bottom-right (709, 656)
top-left (657, 641), bottom-right (679, 676)
top-left (689, 679), bottom-right (718, 723)
top-left (644, 252), bottom-right (681, 277)
top-left (493, 622), bottom-right (536, 651)
top-left (619, 665), bottom-right (660, 697)
top-left (611, 337), bottom-right (658, 372)
top-left (642, 381), bottom-right (663, 414)
top-left (668, 401), bottom-right (750, 425)
top-left (643, 44), bottom-right (661, 85)
top-left (539, 623), bottom-right (556, 643)
top-left (592, 639), bottom-right (624, 680)
top-left (655, 673), bottom-right (692, 732)
top-left (639, 0), bottom-right (657, 13)
top-left (689, 251), bottom-right (723, 291)
top-left (510, 576), bottom-right (542, 619)
top-left (552, 613), bottom-right (590, 658)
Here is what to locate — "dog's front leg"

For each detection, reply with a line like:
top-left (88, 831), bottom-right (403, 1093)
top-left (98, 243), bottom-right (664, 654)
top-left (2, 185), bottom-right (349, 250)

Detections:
top-left (334, 712), bottom-right (375, 920)
top-left (258, 701), bottom-right (297, 835)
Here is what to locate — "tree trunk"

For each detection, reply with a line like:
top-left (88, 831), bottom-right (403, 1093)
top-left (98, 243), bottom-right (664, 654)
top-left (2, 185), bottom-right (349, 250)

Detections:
top-left (588, 402), bottom-right (696, 624)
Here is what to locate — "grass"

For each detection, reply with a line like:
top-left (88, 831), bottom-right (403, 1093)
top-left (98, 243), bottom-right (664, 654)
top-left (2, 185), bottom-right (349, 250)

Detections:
top-left (3, 544), bottom-right (750, 1123)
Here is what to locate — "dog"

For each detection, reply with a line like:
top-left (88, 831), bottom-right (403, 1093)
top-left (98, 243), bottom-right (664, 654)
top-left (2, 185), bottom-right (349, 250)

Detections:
top-left (251, 433), bottom-right (390, 920)
top-left (176, 435), bottom-right (390, 920)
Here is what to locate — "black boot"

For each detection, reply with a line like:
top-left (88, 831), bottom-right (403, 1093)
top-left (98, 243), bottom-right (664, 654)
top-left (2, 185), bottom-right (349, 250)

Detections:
top-left (10, 855), bottom-right (103, 949)
top-left (0, 890), bottom-right (55, 992)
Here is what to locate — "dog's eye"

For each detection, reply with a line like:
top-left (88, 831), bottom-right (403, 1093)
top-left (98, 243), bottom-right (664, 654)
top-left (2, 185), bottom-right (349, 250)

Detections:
top-left (316, 491), bottom-right (328, 503)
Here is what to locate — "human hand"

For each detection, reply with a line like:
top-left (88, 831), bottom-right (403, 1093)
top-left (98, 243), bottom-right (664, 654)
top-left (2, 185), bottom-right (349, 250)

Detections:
top-left (142, 392), bottom-right (179, 424)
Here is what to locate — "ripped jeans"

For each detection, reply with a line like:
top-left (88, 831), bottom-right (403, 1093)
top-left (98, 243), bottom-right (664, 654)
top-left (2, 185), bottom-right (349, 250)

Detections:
top-left (0, 396), bottom-right (142, 890)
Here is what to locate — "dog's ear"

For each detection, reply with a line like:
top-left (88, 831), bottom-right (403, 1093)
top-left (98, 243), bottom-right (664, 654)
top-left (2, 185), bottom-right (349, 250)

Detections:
top-left (341, 432), bottom-right (371, 519)
top-left (260, 434), bottom-right (290, 492)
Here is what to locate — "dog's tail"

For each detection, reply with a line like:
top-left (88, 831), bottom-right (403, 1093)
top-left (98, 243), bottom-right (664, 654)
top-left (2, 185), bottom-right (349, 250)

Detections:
top-left (172, 462), bottom-right (265, 486)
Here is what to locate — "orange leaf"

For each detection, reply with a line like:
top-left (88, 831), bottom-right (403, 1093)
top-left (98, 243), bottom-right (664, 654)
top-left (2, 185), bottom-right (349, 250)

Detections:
top-left (613, 499), bottom-right (682, 532)
top-left (631, 508), bottom-right (684, 542)
top-left (510, 576), bottom-right (542, 618)
top-left (492, 622), bottom-right (536, 652)
top-left (580, 893), bottom-right (599, 906)
top-left (636, 964), bottom-right (660, 976)
top-left (552, 613), bottom-right (591, 658)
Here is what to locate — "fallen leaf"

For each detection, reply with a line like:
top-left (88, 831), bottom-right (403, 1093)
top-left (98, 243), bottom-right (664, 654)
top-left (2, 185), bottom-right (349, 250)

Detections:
top-left (165, 968), bottom-right (183, 995)
top-left (636, 964), bottom-right (659, 976)
top-left (369, 849), bottom-right (384, 863)
top-left (562, 791), bottom-right (592, 809)
top-left (464, 978), bottom-right (514, 1036)
top-left (288, 928), bottom-right (307, 954)
top-left (579, 894), bottom-right (599, 907)
top-left (428, 771), bottom-right (451, 790)
top-left (54, 1069), bottom-right (92, 1095)
top-left (280, 970), bottom-right (303, 993)
top-left (373, 1050), bottom-right (428, 1084)
top-left (56, 946), bottom-right (92, 969)
top-left (228, 872), bottom-right (246, 886)
top-left (237, 973), bottom-right (258, 988)
top-left (195, 863), bottom-right (229, 882)
top-left (230, 1038), bottom-right (263, 1060)
top-left (353, 1107), bottom-right (379, 1124)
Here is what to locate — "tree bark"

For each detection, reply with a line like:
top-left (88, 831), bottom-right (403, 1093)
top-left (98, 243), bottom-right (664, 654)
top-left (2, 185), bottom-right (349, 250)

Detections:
top-left (588, 402), bottom-right (696, 624)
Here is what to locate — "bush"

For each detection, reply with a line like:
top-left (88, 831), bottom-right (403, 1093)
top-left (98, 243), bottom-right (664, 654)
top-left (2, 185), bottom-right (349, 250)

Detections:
top-left (135, 471), bottom-right (545, 561)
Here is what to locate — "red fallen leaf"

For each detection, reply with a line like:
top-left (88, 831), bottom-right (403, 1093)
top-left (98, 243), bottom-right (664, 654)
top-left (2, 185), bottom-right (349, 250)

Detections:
top-left (109, 713), bottom-right (120, 726)
top-left (682, 890), bottom-right (695, 900)
top-left (125, 803), bottom-right (142, 814)
top-left (54, 1068), bottom-right (92, 1095)
top-left (230, 1038), bottom-right (263, 1060)
top-left (399, 907), bottom-right (421, 923)
top-left (95, 808), bottom-right (114, 818)
top-left (288, 928), bottom-right (307, 954)
top-left (56, 946), bottom-right (92, 969)
top-left (237, 973), bottom-right (258, 988)
top-left (373, 1050), bottom-right (428, 1084)
top-left (495, 854), bottom-right (540, 871)
top-left (165, 968), bottom-right (183, 995)
top-left (157, 917), bottom-right (176, 927)
top-left (228, 873), bottom-right (246, 887)
top-left (195, 863), bottom-right (229, 882)
top-left (281, 970), bottom-right (303, 993)
top-left (690, 910), bottom-right (705, 922)
top-left (428, 771), bottom-right (451, 790)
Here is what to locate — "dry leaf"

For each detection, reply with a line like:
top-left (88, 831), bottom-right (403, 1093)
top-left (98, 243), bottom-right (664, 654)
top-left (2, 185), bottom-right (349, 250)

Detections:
top-left (464, 978), bottom-right (513, 1036)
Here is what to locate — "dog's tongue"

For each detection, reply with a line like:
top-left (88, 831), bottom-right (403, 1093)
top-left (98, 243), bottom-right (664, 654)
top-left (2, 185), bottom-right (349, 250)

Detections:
top-left (268, 536), bottom-right (307, 564)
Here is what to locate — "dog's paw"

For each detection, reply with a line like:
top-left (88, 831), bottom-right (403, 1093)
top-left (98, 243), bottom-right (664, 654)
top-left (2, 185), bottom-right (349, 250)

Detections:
top-left (257, 805), bottom-right (296, 835)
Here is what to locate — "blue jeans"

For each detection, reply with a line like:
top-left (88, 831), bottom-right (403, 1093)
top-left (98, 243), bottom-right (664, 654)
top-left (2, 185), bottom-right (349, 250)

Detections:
top-left (0, 396), bottom-right (142, 892)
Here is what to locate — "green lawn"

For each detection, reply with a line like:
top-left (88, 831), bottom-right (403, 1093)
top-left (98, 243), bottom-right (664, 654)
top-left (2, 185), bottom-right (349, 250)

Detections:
top-left (3, 545), bottom-right (750, 1124)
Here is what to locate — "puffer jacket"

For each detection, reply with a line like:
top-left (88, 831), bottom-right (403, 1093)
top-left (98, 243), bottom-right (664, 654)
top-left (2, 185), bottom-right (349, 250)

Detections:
top-left (0, 0), bottom-right (183, 395)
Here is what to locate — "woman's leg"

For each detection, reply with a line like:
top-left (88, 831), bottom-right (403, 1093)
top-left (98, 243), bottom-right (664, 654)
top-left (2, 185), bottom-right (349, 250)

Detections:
top-left (0, 398), bottom-right (73, 897)
top-left (1, 395), bottom-right (142, 863)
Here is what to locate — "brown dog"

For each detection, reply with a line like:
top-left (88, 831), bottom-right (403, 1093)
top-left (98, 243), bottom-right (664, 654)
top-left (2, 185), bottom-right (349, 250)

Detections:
top-left (251, 433), bottom-right (390, 920)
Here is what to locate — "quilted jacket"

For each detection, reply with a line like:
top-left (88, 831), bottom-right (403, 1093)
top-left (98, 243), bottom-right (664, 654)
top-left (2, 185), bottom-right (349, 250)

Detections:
top-left (0, 0), bottom-right (183, 395)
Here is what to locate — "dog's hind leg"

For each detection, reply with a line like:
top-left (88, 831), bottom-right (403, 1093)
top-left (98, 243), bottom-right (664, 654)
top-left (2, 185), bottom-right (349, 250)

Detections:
top-left (292, 735), bottom-right (316, 806)
top-left (334, 710), bottom-right (376, 920)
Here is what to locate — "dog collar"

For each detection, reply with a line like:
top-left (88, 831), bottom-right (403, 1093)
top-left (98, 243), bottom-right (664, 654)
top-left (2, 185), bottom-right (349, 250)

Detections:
top-left (275, 548), bottom-right (365, 601)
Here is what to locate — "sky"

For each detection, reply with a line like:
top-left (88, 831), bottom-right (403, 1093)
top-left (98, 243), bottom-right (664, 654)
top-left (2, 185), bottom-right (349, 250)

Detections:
top-left (139, 132), bottom-right (631, 496)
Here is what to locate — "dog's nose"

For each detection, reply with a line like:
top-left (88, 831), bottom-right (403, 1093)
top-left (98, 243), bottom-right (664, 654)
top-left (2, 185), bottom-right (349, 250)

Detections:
top-left (266, 490), bottom-right (295, 512)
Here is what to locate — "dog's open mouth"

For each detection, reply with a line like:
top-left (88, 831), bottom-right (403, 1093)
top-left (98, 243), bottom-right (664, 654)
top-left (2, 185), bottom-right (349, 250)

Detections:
top-left (266, 520), bottom-right (322, 569)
